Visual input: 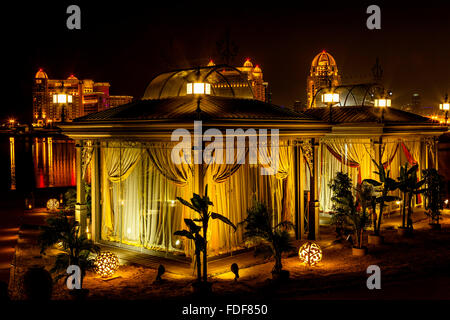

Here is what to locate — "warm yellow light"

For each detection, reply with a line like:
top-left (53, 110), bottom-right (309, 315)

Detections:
top-left (53, 94), bottom-right (72, 104)
top-left (439, 103), bottom-right (450, 111)
top-left (94, 251), bottom-right (120, 278)
top-left (322, 93), bottom-right (339, 103)
top-left (298, 241), bottom-right (322, 266)
top-left (375, 98), bottom-right (391, 107)
top-left (187, 82), bottom-right (211, 95)
top-left (9, 119), bottom-right (15, 124)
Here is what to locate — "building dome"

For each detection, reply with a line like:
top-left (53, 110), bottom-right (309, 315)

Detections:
top-left (253, 65), bottom-right (262, 73)
top-left (67, 74), bottom-right (78, 80)
top-left (243, 59), bottom-right (253, 68)
top-left (311, 50), bottom-right (337, 68)
top-left (35, 69), bottom-right (48, 79)
top-left (207, 60), bottom-right (215, 66)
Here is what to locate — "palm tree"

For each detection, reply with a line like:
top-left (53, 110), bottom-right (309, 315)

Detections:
top-left (364, 159), bottom-right (399, 236)
top-left (39, 213), bottom-right (100, 287)
top-left (422, 168), bottom-right (445, 227)
top-left (397, 163), bottom-right (425, 231)
top-left (175, 185), bottom-right (236, 284)
top-left (239, 200), bottom-right (294, 277)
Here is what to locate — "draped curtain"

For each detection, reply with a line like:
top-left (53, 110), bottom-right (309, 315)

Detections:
top-left (319, 138), bottom-right (372, 212)
top-left (100, 139), bottom-right (295, 257)
top-left (101, 142), bottom-right (193, 252)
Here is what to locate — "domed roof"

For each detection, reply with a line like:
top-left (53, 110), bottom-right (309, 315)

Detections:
top-left (207, 60), bottom-right (215, 66)
top-left (67, 74), bottom-right (78, 80)
top-left (243, 59), bottom-right (253, 68)
top-left (253, 65), bottom-right (262, 73)
top-left (311, 50), bottom-right (337, 68)
top-left (35, 69), bottom-right (48, 79)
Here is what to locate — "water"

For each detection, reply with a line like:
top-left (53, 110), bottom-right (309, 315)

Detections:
top-left (0, 135), bottom-right (76, 206)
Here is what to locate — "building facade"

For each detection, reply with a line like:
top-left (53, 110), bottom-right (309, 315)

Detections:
top-left (32, 69), bottom-right (133, 124)
top-left (207, 59), bottom-right (269, 102)
top-left (307, 50), bottom-right (341, 108)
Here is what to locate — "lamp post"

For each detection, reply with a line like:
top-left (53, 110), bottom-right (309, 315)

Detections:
top-left (187, 82), bottom-right (211, 119)
top-left (186, 80), bottom-right (212, 280)
top-left (321, 92), bottom-right (339, 123)
top-left (53, 93), bottom-right (72, 123)
top-left (374, 97), bottom-right (391, 123)
top-left (439, 94), bottom-right (449, 125)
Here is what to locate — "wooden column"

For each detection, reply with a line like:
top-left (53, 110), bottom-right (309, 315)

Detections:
top-left (75, 140), bottom-right (87, 235)
top-left (91, 142), bottom-right (100, 242)
top-left (308, 139), bottom-right (320, 240)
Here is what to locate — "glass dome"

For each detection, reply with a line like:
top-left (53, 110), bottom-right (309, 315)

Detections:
top-left (312, 83), bottom-right (387, 108)
top-left (143, 65), bottom-right (254, 100)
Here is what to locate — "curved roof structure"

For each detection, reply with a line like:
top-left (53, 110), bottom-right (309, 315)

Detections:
top-left (311, 50), bottom-right (337, 68)
top-left (35, 68), bottom-right (48, 79)
top-left (302, 105), bottom-right (437, 124)
top-left (67, 74), bottom-right (78, 80)
top-left (74, 95), bottom-right (314, 122)
top-left (311, 83), bottom-right (387, 108)
top-left (143, 65), bottom-right (254, 100)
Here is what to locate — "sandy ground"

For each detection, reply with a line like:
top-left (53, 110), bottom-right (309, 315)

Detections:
top-left (8, 209), bottom-right (450, 300)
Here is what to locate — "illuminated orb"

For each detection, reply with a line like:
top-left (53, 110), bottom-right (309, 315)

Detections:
top-left (94, 252), bottom-right (119, 277)
top-left (46, 198), bottom-right (59, 211)
top-left (298, 242), bottom-right (322, 266)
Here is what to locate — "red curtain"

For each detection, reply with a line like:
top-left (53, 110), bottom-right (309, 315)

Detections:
top-left (325, 145), bottom-right (362, 184)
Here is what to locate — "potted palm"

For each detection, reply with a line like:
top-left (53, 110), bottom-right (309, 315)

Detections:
top-left (422, 168), bottom-right (444, 230)
top-left (364, 160), bottom-right (399, 245)
top-left (328, 172), bottom-right (353, 246)
top-left (175, 185), bottom-right (236, 293)
top-left (239, 200), bottom-right (295, 281)
top-left (329, 173), bottom-right (372, 256)
top-left (396, 163), bottom-right (425, 236)
top-left (39, 213), bottom-right (100, 299)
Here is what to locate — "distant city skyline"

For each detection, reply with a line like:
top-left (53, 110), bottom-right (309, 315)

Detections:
top-left (4, 1), bottom-right (450, 122)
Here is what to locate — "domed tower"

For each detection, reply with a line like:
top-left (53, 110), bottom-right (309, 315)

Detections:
top-left (307, 50), bottom-right (341, 108)
top-left (33, 69), bottom-right (49, 122)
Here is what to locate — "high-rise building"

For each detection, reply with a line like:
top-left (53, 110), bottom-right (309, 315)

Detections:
top-left (32, 69), bottom-right (133, 124)
top-left (237, 59), bottom-right (267, 102)
top-left (207, 59), bottom-right (268, 102)
top-left (306, 50), bottom-right (341, 108)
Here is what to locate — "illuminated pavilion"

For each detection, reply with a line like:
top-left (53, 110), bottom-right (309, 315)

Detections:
top-left (61, 63), bottom-right (446, 260)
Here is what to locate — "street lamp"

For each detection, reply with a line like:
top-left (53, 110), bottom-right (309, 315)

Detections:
top-left (374, 97), bottom-right (391, 123)
top-left (321, 92), bottom-right (339, 123)
top-left (53, 93), bottom-right (72, 122)
top-left (187, 82), bottom-right (211, 95)
top-left (439, 94), bottom-right (449, 125)
top-left (374, 98), bottom-right (391, 107)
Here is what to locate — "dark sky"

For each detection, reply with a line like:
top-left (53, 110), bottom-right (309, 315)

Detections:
top-left (4, 0), bottom-right (450, 122)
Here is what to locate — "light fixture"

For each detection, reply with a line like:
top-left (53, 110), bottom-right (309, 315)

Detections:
top-left (439, 102), bottom-right (450, 111)
top-left (439, 94), bottom-right (449, 125)
top-left (46, 198), bottom-right (59, 211)
top-left (53, 93), bottom-right (73, 104)
top-left (187, 82), bottom-right (211, 95)
top-left (298, 241), bottom-right (322, 266)
top-left (321, 93), bottom-right (340, 103)
top-left (94, 252), bottom-right (120, 278)
top-left (374, 98), bottom-right (391, 107)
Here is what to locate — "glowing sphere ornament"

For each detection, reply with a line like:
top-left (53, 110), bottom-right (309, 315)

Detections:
top-left (46, 198), bottom-right (59, 211)
top-left (298, 242), bottom-right (322, 266)
top-left (94, 252), bottom-right (119, 277)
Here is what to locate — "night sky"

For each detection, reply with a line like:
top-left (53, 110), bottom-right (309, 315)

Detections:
top-left (4, 0), bottom-right (450, 122)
